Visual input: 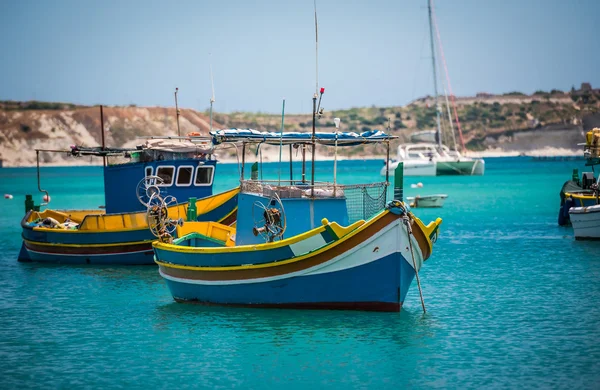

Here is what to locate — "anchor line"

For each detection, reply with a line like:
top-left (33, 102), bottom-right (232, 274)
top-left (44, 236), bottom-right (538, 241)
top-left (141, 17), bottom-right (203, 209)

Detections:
top-left (403, 213), bottom-right (426, 313)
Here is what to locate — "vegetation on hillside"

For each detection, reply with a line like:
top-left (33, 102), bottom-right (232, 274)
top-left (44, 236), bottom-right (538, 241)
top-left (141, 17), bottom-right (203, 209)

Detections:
top-left (2, 86), bottom-right (599, 159)
top-left (208, 87), bottom-right (600, 152)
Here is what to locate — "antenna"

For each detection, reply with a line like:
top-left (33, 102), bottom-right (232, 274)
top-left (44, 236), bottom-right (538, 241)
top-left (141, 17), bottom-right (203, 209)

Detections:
top-left (314, 0), bottom-right (319, 95)
top-left (209, 53), bottom-right (215, 132)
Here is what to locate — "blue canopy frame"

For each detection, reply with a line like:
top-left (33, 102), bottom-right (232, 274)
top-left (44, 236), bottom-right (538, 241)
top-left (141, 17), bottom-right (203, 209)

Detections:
top-left (210, 128), bottom-right (396, 146)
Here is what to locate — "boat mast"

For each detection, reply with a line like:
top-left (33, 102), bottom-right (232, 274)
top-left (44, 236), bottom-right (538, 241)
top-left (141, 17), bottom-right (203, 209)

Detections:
top-left (310, 0), bottom-right (319, 197)
top-left (209, 54), bottom-right (215, 132)
top-left (428, 0), bottom-right (442, 149)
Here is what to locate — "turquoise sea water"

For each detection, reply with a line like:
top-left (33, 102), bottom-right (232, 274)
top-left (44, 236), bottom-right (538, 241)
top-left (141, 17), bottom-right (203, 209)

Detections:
top-left (0, 158), bottom-right (599, 389)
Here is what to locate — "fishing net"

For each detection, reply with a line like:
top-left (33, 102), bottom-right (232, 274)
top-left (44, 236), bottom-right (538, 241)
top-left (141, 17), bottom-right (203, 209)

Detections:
top-left (240, 180), bottom-right (388, 223)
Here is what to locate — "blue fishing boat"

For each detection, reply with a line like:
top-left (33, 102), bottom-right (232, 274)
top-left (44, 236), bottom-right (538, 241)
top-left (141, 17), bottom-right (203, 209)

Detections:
top-left (19, 107), bottom-right (238, 265)
top-left (152, 102), bottom-right (442, 311)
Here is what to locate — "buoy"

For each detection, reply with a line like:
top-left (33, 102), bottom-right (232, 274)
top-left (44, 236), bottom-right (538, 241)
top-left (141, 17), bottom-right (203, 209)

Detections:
top-left (43, 194), bottom-right (51, 202)
top-left (4, 194), bottom-right (13, 199)
top-left (417, 182), bottom-right (424, 188)
top-left (410, 184), bottom-right (418, 188)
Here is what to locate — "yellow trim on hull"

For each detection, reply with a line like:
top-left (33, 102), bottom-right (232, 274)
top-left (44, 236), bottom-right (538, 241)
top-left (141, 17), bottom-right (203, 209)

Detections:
top-left (23, 238), bottom-right (154, 248)
top-left (26, 187), bottom-right (240, 234)
top-left (155, 210), bottom-right (393, 271)
top-left (410, 214), bottom-right (442, 255)
top-left (564, 192), bottom-right (599, 207)
top-left (322, 218), bottom-right (365, 239)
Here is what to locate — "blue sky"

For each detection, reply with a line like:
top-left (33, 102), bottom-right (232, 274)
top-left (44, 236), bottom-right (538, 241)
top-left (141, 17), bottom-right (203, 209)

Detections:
top-left (1, 0), bottom-right (599, 114)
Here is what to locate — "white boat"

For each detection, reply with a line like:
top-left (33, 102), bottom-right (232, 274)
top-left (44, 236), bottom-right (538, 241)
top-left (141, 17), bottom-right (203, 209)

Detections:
top-left (569, 204), bottom-right (600, 240)
top-left (567, 128), bottom-right (600, 239)
top-left (381, 159), bottom-right (437, 177)
top-left (407, 194), bottom-right (448, 208)
top-left (380, 144), bottom-right (437, 177)
top-left (436, 148), bottom-right (485, 176)
top-left (379, 1), bottom-right (485, 178)
top-left (415, 0), bottom-right (486, 176)
top-left (381, 143), bottom-right (484, 176)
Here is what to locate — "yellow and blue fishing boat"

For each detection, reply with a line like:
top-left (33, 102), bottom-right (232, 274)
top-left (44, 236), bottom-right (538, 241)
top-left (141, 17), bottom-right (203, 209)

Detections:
top-left (557, 128), bottom-right (600, 226)
top-left (152, 119), bottom-right (442, 311)
top-left (19, 137), bottom-right (238, 265)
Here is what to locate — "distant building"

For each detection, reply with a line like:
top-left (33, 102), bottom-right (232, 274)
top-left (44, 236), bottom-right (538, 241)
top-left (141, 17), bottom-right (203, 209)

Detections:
top-left (476, 92), bottom-right (494, 99)
top-left (572, 82), bottom-right (600, 98)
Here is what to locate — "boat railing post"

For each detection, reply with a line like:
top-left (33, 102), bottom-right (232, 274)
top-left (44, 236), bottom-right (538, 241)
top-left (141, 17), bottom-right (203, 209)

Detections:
top-left (385, 119), bottom-right (391, 202)
top-left (240, 142), bottom-right (246, 181)
top-left (36, 150), bottom-right (50, 207)
top-left (278, 99), bottom-right (286, 186)
top-left (311, 93), bottom-right (317, 197)
top-left (100, 105), bottom-right (106, 167)
top-left (174, 87), bottom-right (181, 139)
top-left (302, 144), bottom-right (306, 183)
top-left (333, 118), bottom-right (340, 197)
top-left (394, 162), bottom-right (404, 202)
top-left (289, 144), bottom-right (293, 183)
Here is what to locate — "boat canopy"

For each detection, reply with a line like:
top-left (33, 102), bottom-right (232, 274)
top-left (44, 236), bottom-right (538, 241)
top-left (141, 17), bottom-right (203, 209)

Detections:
top-left (210, 129), bottom-right (396, 146)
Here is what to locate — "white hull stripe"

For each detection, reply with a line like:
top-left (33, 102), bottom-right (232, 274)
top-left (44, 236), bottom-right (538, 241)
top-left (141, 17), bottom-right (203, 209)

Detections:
top-left (159, 220), bottom-right (423, 286)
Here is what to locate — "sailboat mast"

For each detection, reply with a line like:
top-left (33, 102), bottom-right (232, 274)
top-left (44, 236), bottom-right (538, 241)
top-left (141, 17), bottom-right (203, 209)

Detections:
top-left (209, 55), bottom-right (215, 132)
top-left (428, 0), bottom-right (442, 148)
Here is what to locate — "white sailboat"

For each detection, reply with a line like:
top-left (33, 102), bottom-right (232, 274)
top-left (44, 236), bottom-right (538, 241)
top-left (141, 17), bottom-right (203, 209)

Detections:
top-left (383, 0), bottom-right (485, 177)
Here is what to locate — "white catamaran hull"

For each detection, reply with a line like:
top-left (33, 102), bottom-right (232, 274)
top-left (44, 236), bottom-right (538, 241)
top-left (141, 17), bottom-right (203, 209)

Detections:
top-left (381, 160), bottom-right (437, 177)
top-left (569, 204), bottom-right (600, 240)
top-left (436, 158), bottom-right (485, 176)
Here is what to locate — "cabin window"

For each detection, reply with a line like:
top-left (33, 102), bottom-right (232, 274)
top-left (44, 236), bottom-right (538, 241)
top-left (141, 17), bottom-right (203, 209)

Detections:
top-left (195, 166), bottom-right (214, 186)
top-left (156, 166), bottom-right (175, 186)
top-left (176, 166), bottom-right (194, 187)
top-left (145, 167), bottom-right (153, 177)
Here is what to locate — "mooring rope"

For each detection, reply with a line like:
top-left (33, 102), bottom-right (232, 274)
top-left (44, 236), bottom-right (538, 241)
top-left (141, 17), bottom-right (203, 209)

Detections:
top-left (403, 213), bottom-right (426, 313)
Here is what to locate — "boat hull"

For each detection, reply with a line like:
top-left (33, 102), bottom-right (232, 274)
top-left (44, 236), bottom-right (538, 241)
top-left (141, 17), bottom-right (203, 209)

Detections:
top-left (161, 252), bottom-right (415, 312)
top-left (407, 195), bottom-right (447, 208)
top-left (381, 160), bottom-right (437, 177)
top-left (569, 204), bottom-right (600, 240)
top-left (436, 159), bottom-right (485, 175)
top-left (155, 208), bottom-right (441, 312)
top-left (19, 188), bottom-right (239, 265)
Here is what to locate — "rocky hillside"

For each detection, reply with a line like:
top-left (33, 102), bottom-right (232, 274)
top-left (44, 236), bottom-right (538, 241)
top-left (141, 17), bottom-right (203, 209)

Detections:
top-left (0, 101), bottom-right (221, 166)
top-left (1, 84), bottom-right (599, 166)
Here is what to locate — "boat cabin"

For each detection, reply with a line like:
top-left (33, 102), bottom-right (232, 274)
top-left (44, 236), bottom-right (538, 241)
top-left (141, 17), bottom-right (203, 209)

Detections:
top-left (209, 129), bottom-right (395, 246)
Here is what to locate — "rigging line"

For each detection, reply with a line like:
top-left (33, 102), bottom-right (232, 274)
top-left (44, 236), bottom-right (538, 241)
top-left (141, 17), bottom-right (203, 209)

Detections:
top-left (410, 23), bottom-right (430, 103)
top-left (436, 45), bottom-right (458, 151)
top-left (431, 0), bottom-right (466, 153)
top-left (427, 0), bottom-right (442, 149)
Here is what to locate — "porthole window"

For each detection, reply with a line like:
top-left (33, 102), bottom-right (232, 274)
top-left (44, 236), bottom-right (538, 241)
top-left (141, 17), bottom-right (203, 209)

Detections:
top-left (176, 166), bottom-right (194, 187)
top-left (156, 166), bottom-right (175, 186)
top-left (195, 166), bottom-right (214, 186)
